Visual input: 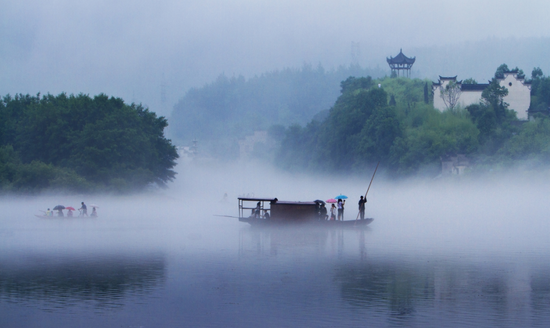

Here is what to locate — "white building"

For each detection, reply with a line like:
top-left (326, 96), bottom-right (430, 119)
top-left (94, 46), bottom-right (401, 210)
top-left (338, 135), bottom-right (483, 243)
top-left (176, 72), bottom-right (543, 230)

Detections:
top-left (433, 70), bottom-right (531, 120)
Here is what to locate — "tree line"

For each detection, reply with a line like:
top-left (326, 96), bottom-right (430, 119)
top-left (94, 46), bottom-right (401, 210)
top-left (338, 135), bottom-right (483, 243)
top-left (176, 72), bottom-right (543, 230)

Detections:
top-left (0, 93), bottom-right (178, 193)
top-left (275, 66), bottom-right (550, 177)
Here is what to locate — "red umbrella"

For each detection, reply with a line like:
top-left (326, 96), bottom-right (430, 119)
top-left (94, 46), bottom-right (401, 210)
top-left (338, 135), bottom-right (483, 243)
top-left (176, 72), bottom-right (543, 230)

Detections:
top-left (66, 206), bottom-right (76, 211)
top-left (326, 199), bottom-right (337, 203)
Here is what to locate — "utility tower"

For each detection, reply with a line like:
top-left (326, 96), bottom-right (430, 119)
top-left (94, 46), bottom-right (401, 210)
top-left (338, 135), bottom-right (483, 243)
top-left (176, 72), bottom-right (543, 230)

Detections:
top-left (351, 42), bottom-right (361, 65)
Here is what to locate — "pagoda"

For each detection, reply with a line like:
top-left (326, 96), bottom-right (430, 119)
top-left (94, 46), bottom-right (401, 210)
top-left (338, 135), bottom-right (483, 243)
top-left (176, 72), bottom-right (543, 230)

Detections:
top-left (386, 49), bottom-right (415, 77)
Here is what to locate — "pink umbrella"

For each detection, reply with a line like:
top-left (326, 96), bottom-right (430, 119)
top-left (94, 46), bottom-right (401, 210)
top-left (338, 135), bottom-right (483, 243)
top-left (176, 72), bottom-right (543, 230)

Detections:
top-left (326, 199), bottom-right (337, 203)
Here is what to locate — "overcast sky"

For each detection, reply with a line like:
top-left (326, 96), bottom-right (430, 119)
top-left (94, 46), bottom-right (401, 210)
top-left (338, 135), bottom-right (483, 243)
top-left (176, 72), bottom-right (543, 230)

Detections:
top-left (2, 0), bottom-right (550, 116)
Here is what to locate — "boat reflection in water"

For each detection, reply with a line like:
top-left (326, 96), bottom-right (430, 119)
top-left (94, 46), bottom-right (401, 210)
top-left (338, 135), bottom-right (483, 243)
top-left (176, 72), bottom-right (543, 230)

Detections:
top-left (0, 251), bottom-right (165, 310)
top-left (238, 224), bottom-right (369, 260)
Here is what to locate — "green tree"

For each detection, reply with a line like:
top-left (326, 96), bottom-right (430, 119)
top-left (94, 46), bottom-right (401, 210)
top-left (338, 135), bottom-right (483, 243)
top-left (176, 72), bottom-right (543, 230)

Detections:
top-left (495, 64), bottom-right (509, 79)
top-left (529, 67), bottom-right (550, 113)
top-left (423, 82), bottom-right (429, 104)
top-left (439, 81), bottom-right (462, 110)
top-left (276, 76), bottom-right (478, 176)
top-left (532, 67), bottom-right (543, 80)
top-left (481, 78), bottom-right (509, 121)
top-left (275, 72), bottom-right (550, 177)
top-left (497, 118), bottom-right (550, 163)
top-left (390, 95), bottom-right (397, 106)
top-left (0, 93), bottom-right (178, 193)
top-left (467, 103), bottom-right (497, 143)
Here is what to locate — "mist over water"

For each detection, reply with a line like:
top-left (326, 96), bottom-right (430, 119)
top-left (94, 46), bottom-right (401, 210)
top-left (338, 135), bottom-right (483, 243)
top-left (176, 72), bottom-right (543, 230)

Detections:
top-left (2, 161), bottom-right (550, 327)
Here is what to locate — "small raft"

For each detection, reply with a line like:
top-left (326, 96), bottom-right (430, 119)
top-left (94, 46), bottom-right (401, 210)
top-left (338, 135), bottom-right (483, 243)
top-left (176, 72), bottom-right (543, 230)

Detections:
top-left (35, 215), bottom-right (95, 219)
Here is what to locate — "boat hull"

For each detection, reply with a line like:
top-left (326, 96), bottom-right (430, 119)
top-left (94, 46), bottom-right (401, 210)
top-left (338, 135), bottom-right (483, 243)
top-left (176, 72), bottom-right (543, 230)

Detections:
top-left (239, 217), bottom-right (373, 227)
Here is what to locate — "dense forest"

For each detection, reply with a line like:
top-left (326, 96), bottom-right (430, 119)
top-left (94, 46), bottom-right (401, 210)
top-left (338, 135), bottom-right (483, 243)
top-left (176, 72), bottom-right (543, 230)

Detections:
top-left (0, 93), bottom-right (178, 193)
top-left (3, 63), bottom-right (549, 193)
top-left (169, 64), bottom-right (386, 156)
top-left (275, 66), bottom-right (550, 177)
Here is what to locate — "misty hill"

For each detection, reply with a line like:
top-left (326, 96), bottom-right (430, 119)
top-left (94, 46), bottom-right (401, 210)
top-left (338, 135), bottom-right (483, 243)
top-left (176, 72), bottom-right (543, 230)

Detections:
top-left (169, 37), bottom-right (550, 144)
top-left (169, 64), bottom-right (386, 145)
top-left (0, 93), bottom-right (178, 193)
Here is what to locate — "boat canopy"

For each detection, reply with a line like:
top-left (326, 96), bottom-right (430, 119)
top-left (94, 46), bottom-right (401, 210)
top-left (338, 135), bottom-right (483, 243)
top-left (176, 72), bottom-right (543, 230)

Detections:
top-left (238, 197), bottom-right (277, 202)
top-left (238, 197), bottom-right (320, 222)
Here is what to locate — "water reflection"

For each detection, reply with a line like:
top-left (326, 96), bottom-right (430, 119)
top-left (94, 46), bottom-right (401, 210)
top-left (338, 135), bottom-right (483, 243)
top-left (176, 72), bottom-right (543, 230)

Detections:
top-left (237, 226), bottom-right (550, 327)
top-left (335, 259), bottom-right (550, 326)
top-left (238, 225), bottom-right (368, 260)
top-left (0, 252), bottom-right (165, 310)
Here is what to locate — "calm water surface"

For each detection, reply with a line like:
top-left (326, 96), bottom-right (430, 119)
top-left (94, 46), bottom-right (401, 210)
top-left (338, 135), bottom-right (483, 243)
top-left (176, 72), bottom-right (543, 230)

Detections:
top-left (1, 187), bottom-right (550, 328)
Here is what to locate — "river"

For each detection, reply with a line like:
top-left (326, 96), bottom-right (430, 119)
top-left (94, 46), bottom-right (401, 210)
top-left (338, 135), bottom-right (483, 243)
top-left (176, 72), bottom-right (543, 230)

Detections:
top-left (2, 165), bottom-right (550, 327)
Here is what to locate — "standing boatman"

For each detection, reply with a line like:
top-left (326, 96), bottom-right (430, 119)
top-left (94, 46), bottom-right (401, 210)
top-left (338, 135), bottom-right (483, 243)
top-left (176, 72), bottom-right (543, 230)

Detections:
top-left (358, 196), bottom-right (367, 220)
top-left (79, 202), bottom-right (88, 217)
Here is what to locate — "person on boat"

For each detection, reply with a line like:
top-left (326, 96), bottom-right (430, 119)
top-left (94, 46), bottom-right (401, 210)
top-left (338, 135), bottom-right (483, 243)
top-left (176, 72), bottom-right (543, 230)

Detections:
top-left (67, 209), bottom-right (74, 217)
top-left (91, 207), bottom-right (98, 217)
top-left (57, 209), bottom-right (64, 217)
top-left (319, 204), bottom-right (328, 220)
top-left (358, 196), bottom-right (367, 220)
top-left (337, 199), bottom-right (345, 221)
top-left (263, 210), bottom-right (270, 219)
top-left (254, 202), bottom-right (261, 218)
top-left (46, 208), bottom-right (51, 216)
top-left (79, 202), bottom-right (88, 217)
top-left (330, 204), bottom-right (336, 220)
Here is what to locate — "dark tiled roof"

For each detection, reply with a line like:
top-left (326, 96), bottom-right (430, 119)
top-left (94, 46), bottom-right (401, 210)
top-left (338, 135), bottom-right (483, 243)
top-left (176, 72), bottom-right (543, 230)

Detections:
top-left (439, 76), bottom-right (457, 80)
top-left (386, 49), bottom-right (415, 65)
top-left (461, 83), bottom-right (489, 91)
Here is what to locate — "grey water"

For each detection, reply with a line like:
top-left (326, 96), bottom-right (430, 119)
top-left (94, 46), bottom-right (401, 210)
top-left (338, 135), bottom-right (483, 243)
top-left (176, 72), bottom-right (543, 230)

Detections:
top-left (2, 164), bottom-right (550, 327)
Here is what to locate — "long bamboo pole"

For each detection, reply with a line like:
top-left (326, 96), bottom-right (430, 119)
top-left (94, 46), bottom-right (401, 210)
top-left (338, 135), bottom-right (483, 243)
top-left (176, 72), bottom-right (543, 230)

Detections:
top-left (355, 161), bottom-right (380, 221)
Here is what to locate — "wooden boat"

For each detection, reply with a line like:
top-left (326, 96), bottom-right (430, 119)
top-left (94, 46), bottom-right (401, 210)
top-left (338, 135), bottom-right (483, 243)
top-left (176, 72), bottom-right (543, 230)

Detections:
top-left (237, 197), bottom-right (373, 227)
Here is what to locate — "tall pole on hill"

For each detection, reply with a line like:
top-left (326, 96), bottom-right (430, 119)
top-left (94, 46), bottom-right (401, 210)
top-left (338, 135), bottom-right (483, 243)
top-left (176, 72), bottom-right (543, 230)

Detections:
top-left (356, 161), bottom-right (380, 221)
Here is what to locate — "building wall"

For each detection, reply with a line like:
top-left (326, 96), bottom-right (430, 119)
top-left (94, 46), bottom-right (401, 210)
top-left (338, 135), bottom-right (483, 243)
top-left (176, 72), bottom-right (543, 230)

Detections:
top-left (433, 79), bottom-right (483, 111)
top-left (457, 91), bottom-right (483, 109)
top-left (501, 73), bottom-right (530, 120)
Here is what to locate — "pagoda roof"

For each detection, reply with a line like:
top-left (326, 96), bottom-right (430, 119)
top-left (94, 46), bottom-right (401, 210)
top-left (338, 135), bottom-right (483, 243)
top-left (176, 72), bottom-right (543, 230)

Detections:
top-left (386, 49), bottom-right (416, 65)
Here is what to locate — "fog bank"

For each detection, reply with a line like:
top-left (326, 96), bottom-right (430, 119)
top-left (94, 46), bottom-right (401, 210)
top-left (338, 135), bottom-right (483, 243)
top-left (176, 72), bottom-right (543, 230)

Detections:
top-left (3, 1), bottom-right (550, 116)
